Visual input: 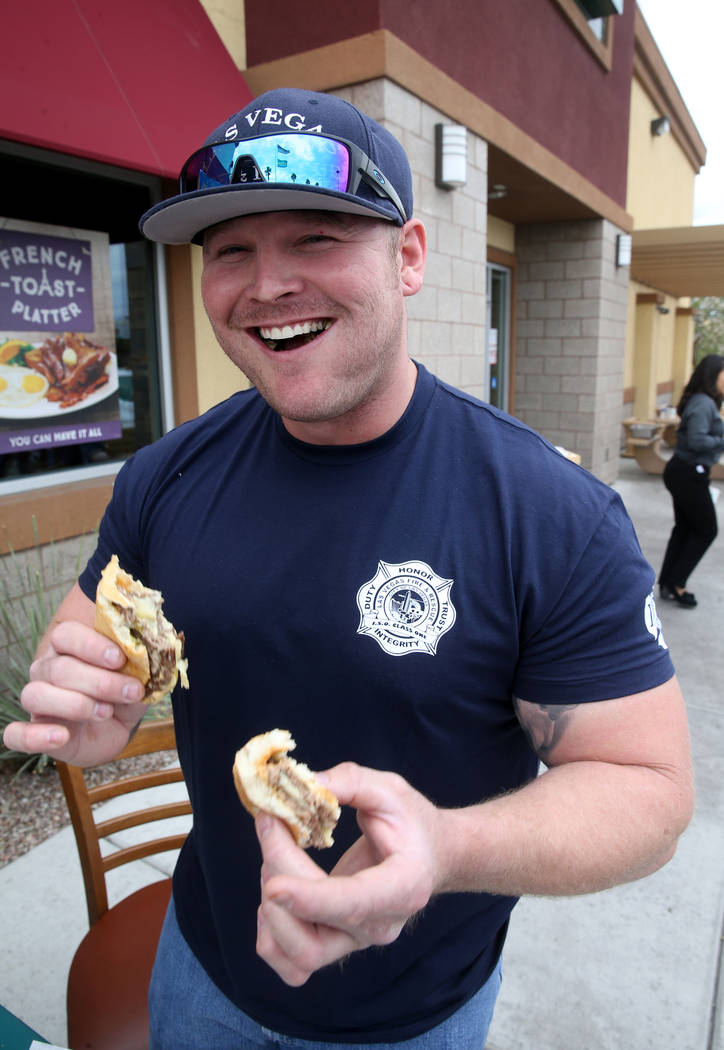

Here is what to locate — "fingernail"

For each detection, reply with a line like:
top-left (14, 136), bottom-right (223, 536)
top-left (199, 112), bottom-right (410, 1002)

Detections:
top-left (93, 702), bottom-right (113, 720)
top-left (104, 646), bottom-right (121, 666)
top-left (47, 728), bottom-right (66, 746)
top-left (273, 895), bottom-right (292, 910)
top-left (122, 683), bottom-right (143, 701)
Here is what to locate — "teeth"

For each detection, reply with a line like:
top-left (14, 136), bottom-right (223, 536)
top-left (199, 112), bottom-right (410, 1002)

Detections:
top-left (258, 319), bottom-right (331, 341)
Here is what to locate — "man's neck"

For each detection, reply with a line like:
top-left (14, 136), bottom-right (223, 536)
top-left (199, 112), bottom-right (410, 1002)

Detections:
top-left (282, 358), bottom-right (418, 446)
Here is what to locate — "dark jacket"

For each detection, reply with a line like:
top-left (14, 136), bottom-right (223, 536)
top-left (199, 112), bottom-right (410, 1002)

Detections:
top-left (675, 392), bottom-right (724, 468)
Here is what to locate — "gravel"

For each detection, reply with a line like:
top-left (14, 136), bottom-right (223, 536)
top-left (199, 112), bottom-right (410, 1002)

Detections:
top-left (0, 749), bottom-right (177, 868)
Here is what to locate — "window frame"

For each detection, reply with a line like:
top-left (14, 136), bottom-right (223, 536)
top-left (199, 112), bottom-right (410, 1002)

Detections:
top-left (550, 0), bottom-right (616, 70)
top-left (0, 139), bottom-right (174, 499)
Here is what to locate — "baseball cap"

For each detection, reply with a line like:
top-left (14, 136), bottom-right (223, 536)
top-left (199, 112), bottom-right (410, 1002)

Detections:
top-left (139, 88), bottom-right (413, 245)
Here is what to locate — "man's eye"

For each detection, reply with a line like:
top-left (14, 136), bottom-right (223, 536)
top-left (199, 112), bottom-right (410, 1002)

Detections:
top-left (218, 244), bottom-right (247, 255)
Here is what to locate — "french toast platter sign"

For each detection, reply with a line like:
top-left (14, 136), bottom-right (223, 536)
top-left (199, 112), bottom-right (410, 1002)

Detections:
top-left (0, 218), bottom-right (121, 455)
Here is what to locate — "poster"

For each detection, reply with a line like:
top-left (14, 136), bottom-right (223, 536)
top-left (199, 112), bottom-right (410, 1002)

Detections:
top-left (0, 218), bottom-right (121, 455)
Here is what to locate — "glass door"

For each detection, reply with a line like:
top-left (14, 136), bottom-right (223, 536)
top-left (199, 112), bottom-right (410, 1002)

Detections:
top-left (485, 262), bottom-right (511, 410)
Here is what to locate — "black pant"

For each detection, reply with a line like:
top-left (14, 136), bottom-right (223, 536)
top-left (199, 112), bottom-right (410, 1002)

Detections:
top-left (660, 455), bottom-right (718, 589)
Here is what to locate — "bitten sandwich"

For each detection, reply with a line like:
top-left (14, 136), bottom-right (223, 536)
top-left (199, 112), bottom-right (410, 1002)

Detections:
top-left (94, 554), bottom-right (189, 704)
top-left (233, 729), bottom-right (341, 849)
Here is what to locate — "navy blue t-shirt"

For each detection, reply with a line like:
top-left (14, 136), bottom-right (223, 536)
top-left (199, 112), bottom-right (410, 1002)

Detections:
top-left (79, 363), bottom-right (673, 1043)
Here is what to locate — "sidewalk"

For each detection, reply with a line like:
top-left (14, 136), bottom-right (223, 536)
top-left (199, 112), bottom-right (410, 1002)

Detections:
top-left (1, 457), bottom-right (723, 1049)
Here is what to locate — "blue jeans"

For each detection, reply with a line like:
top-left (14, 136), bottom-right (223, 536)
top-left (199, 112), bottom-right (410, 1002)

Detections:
top-left (149, 897), bottom-right (502, 1049)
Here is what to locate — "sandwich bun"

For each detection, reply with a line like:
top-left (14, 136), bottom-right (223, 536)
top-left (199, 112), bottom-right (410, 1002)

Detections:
top-left (94, 555), bottom-right (189, 704)
top-left (233, 729), bottom-right (340, 849)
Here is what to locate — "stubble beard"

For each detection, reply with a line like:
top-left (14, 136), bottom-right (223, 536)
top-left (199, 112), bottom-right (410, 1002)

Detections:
top-left (215, 289), bottom-right (407, 427)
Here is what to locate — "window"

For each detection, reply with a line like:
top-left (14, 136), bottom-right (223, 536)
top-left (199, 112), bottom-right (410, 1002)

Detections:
top-left (551, 0), bottom-right (617, 69)
top-left (0, 143), bottom-right (167, 490)
top-left (486, 263), bottom-right (512, 411)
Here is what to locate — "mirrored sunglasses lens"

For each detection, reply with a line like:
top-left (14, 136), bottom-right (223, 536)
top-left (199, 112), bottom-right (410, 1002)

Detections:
top-left (182, 143), bottom-right (237, 191)
top-left (181, 136), bottom-right (351, 194)
top-left (232, 135), bottom-right (350, 191)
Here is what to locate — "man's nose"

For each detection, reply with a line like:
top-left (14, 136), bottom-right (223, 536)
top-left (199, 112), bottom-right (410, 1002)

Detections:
top-left (245, 246), bottom-right (304, 302)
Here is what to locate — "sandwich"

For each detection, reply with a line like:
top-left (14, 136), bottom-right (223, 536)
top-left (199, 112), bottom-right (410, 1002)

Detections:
top-left (94, 554), bottom-right (189, 704)
top-left (233, 729), bottom-right (341, 849)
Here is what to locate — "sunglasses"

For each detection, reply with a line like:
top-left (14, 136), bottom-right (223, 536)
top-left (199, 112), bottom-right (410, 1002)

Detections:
top-left (179, 132), bottom-right (408, 224)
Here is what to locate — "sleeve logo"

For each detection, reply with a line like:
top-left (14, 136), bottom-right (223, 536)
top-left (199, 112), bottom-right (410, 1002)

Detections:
top-left (356, 559), bottom-right (456, 656)
top-left (644, 591), bottom-right (668, 650)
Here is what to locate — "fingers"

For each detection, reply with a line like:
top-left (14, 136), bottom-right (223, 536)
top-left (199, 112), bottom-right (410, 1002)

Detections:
top-left (320, 762), bottom-right (409, 818)
top-left (3, 718), bottom-right (71, 754)
top-left (255, 814), bottom-right (353, 986)
top-left (267, 854), bottom-right (420, 944)
top-left (4, 619), bottom-right (146, 764)
top-left (254, 812), bottom-right (427, 986)
top-left (257, 902), bottom-right (355, 987)
top-left (257, 859), bottom-right (411, 986)
top-left (253, 767), bottom-right (441, 986)
top-left (35, 619), bottom-right (128, 674)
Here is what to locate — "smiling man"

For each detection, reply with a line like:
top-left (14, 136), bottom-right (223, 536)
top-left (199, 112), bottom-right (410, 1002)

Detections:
top-left (4, 89), bottom-right (693, 1050)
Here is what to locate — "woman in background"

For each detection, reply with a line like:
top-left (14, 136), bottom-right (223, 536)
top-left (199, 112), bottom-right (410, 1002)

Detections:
top-left (659, 354), bottom-right (724, 608)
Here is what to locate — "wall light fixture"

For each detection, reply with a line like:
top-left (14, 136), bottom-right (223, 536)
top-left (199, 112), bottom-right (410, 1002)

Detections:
top-left (435, 123), bottom-right (467, 189)
top-left (651, 116), bottom-right (671, 136)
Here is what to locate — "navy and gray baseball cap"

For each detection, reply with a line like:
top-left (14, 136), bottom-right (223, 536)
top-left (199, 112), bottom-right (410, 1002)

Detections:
top-left (139, 88), bottom-right (413, 245)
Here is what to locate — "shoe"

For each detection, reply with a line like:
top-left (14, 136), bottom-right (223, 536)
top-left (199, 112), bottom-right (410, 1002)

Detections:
top-left (659, 583), bottom-right (675, 601)
top-left (673, 590), bottom-right (697, 608)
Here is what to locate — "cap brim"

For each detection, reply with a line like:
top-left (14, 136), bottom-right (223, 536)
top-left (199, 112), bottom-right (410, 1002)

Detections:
top-left (139, 184), bottom-right (401, 244)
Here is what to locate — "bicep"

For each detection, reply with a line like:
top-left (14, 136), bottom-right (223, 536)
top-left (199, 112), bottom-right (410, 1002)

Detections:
top-left (514, 676), bottom-right (692, 777)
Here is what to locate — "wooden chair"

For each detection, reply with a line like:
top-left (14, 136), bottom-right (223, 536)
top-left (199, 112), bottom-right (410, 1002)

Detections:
top-left (56, 718), bottom-right (191, 1050)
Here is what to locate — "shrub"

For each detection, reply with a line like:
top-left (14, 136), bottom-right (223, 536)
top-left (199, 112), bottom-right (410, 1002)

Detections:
top-left (0, 522), bottom-right (96, 772)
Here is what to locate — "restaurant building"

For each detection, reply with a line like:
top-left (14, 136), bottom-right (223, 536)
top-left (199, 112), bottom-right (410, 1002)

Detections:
top-left (0, 0), bottom-right (721, 571)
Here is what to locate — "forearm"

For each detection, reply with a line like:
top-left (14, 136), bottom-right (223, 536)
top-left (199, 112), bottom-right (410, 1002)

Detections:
top-left (435, 759), bottom-right (693, 898)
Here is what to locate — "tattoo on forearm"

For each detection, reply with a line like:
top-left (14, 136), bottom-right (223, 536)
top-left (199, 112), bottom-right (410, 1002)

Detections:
top-left (513, 698), bottom-right (580, 761)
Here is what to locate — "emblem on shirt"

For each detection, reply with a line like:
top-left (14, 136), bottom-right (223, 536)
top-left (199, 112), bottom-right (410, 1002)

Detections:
top-left (356, 559), bottom-right (456, 656)
top-left (644, 591), bottom-right (668, 650)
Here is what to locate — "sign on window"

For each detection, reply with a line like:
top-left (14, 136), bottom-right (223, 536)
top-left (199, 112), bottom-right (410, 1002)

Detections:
top-left (0, 219), bottom-right (121, 455)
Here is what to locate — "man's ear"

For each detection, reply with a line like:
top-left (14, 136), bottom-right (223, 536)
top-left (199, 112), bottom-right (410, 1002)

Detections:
top-left (398, 219), bottom-right (427, 297)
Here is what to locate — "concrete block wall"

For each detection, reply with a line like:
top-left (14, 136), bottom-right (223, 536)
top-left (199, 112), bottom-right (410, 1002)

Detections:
top-left (336, 80), bottom-right (488, 397)
top-left (514, 218), bottom-right (629, 484)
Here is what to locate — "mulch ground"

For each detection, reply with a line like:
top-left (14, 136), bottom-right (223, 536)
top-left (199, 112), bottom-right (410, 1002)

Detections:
top-left (0, 749), bottom-right (177, 868)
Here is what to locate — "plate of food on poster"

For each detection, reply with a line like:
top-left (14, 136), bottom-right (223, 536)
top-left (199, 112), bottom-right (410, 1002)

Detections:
top-left (0, 332), bottom-right (118, 419)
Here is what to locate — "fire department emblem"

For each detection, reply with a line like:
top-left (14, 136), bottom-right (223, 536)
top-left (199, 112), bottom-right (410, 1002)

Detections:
top-left (356, 559), bottom-right (456, 656)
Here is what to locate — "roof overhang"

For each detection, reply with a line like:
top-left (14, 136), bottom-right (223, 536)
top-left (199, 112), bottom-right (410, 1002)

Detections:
top-left (630, 226), bottom-right (724, 298)
top-left (2, 0), bottom-right (253, 180)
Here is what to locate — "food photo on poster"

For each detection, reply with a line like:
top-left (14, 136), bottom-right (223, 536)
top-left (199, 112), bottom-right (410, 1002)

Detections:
top-left (0, 220), bottom-right (122, 458)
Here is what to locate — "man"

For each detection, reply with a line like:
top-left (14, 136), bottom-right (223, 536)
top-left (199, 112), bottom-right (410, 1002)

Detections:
top-left (4, 89), bottom-right (693, 1049)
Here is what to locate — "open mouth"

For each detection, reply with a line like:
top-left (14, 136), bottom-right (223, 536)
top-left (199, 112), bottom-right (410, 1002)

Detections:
top-left (256, 319), bottom-right (333, 352)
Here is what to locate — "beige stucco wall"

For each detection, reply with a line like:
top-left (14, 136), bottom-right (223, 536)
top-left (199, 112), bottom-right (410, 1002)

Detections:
top-left (488, 216), bottom-right (515, 254)
top-left (626, 79), bottom-right (696, 229)
top-left (199, 0), bottom-right (246, 69)
top-left (623, 76), bottom-right (699, 419)
top-left (191, 246), bottom-right (251, 412)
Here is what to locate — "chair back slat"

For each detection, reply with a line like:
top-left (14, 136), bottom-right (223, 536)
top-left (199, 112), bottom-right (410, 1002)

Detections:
top-left (96, 800), bottom-right (191, 839)
top-left (103, 834), bottom-right (189, 873)
top-left (87, 765), bottom-right (184, 804)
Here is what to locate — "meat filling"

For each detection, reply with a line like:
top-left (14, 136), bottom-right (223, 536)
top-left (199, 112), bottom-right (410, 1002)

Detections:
top-left (117, 604), bottom-right (184, 696)
top-left (265, 755), bottom-right (333, 846)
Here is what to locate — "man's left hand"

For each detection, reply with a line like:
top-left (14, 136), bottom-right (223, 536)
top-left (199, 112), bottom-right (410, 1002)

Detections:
top-left (254, 763), bottom-right (442, 986)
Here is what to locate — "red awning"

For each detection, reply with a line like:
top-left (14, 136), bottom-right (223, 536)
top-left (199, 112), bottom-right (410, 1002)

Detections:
top-left (2, 0), bottom-right (253, 179)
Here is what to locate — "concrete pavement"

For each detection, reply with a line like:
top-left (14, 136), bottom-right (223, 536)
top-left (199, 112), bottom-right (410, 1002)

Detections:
top-left (1, 456), bottom-right (723, 1049)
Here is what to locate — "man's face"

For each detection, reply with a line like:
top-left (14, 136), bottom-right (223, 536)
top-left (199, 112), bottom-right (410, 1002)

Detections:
top-left (201, 210), bottom-right (422, 443)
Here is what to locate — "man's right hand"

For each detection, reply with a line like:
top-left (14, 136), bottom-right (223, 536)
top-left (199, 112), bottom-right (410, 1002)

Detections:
top-left (2, 584), bottom-right (148, 767)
